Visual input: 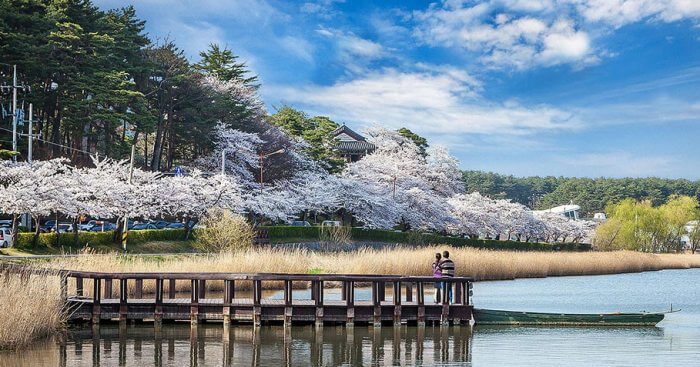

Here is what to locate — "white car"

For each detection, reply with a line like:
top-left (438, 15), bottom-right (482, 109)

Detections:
top-left (321, 220), bottom-right (341, 227)
top-left (0, 228), bottom-right (13, 247)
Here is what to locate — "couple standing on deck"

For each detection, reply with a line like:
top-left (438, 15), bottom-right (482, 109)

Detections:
top-left (431, 250), bottom-right (455, 303)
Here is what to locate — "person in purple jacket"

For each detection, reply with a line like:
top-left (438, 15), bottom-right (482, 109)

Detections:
top-left (432, 252), bottom-right (442, 303)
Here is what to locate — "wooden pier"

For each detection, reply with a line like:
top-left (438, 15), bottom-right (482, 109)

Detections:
top-left (58, 271), bottom-right (473, 327)
top-left (0, 264), bottom-right (473, 327)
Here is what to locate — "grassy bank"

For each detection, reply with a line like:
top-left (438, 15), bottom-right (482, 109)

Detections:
top-left (42, 247), bottom-right (700, 294)
top-left (0, 270), bottom-right (68, 350)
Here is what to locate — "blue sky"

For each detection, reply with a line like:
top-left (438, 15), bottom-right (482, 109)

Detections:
top-left (95, 0), bottom-right (700, 179)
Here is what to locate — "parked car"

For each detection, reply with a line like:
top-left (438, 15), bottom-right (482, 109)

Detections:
top-left (320, 220), bottom-right (341, 227)
top-left (0, 220), bottom-right (12, 228)
top-left (0, 228), bottom-right (13, 247)
top-left (55, 223), bottom-right (74, 233)
top-left (165, 222), bottom-right (185, 229)
top-left (153, 221), bottom-right (170, 229)
top-left (78, 220), bottom-right (99, 231)
top-left (41, 220), bottom-right (58, 232)
top-left (88, 221), bottom-right (116, 232)
top-left (290, 220), bottom-right (311, 227)
top-left (132, 223), bottom-right (158, 230)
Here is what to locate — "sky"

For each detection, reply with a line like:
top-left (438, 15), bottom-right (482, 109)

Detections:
top-left (94, 0), bottom-right (700, 179)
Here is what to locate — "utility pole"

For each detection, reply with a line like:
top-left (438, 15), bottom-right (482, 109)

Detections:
top-left (27, 103), bottom-right (32, 163)
top-left (258, 148), bottom-right (285, 194)
top-left (11, 65), bottom-right (17, 162)
top-left (221, 149), bottom-right (226, 176)
top-left (122, 144), bottom-right (136, 251)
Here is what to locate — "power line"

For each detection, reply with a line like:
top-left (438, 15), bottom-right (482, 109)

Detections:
top-left (0, 126), bottom-right (95, 156)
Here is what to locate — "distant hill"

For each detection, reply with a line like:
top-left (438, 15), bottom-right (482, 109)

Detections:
top-left (462, 171), bottom-right (700, 217)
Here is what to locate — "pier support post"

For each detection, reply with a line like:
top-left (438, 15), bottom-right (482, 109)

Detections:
top-left (284, 280), bottom-right (292, 328)
top-left (223, 280), bottom-right (233, 326)
top-left (393, 281), bottom-right (402, 326)
top-left (119, 279), bottom-right (128, 324)
top-left (92, 278), bottom-right (101, 324)
top-left (345, 281), bottom-right (354, 327)
top-left (155, 278), bottom-right (163, 328)
top-left (372, 281), bottom-right (381, 327)
top-left (190, 279), bottom-right (199, 326)
top-left (417, 282), bottom-right (425, 327)
top-left (253, 279), bottom-right (262, 327)
top-left (314, 280), bottom-right (324, 328)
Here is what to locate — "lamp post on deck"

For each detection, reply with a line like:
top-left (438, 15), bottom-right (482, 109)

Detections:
top-left (259, 148), bottom-right (285, 193)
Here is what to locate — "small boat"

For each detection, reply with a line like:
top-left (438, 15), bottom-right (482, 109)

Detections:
top-left (473, 308), bottom-right (669, 326)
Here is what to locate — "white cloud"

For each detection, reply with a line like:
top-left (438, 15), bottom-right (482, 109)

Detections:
top-left (279, 36), bottom-right (315, 63)
top-left (412, 0), bottom-right (700, 70)
top-left (569, 0), bottom-right (700, 27)
top-left (266, 68), bottom-right (578, 137)
top-left (317, 28), bottom-right (386, 73)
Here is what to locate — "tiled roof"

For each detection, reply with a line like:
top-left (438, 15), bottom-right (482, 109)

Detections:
top-left (335, 140), bottom-right (376, 153)
top-left (331, 124), bottom-right (366, 141)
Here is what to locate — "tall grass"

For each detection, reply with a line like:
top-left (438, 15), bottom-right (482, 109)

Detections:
top-left (0, 270), bottom-right (69, 350)
top-left (44, 247), bottom-right (700, 294)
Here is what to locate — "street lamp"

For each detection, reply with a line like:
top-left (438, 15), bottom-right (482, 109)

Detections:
top-left (259, 148), bottom-right (285, 193)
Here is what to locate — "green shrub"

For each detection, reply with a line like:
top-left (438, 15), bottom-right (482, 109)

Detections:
top-left (261, 226), bottom-right (591, 252)
top-left (15, 229), bottom-right (187, 249)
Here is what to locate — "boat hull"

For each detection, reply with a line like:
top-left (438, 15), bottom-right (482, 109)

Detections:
top-left (473, 308), bottom-right (665, 326)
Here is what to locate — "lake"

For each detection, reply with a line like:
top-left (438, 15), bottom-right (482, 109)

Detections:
top-left (2, 268), bottom-right (698, 366)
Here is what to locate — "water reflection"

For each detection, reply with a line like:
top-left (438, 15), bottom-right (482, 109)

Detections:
top-left (1, 324), bottom-right (473, 367)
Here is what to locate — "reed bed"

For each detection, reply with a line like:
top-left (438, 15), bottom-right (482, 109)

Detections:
top-left (0, 270), bottom-right (69, 350)
top-left (44, 247), bottom-right (700, 295)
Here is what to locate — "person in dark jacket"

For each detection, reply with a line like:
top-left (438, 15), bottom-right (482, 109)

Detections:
top-left (439, 250), bottom-right (455, 302)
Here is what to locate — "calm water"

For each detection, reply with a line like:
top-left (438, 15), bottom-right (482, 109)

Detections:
top-left (2, 269), bottom-right (699, 366)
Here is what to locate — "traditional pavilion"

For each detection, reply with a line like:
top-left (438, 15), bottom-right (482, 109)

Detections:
top-left (331, 124), bottom-right (376, 162)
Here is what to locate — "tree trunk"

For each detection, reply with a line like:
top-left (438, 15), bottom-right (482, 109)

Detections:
top-left (72, 216), bottom-right (80, 247)
top-left (10, 213), bottom-right (19, 247)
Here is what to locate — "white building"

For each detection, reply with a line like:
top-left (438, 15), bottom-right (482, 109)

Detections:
top-left (534, 203), bottom-right (581, 220)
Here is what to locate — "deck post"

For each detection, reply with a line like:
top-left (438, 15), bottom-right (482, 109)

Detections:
top-left (198, 280), bottom-right (206, 299)
top-left (341, 281), bottom-right (347, 301)
top-left (284, 280), bottom-right (292, 328)
top-left (222, 280), bottom-right (232, 325)
top-left (253, 279), bottom-right (262, 327)
top-left (119, 279), bottom-right (128, 324)
top-left (378, 281), bottom-right (386, 302)
top-left (76, 276), bottom-right (84, 297)
top-left (455, 281), bottom-right (462, 305)
top-left (60, 276), bottom-right (67, 302)
top-left (372, 281), bottom-right (381, 327)
top-left (393, 281), bottom-right (402, 326)
top-left (168, 279), bottom-right (176, 299)
top-left (416, 281), bottom-right (425, 327)
top-left (405, 282), bottom-right (413, 303)
top-left (344, 280), bottom-right (354, 327)
top-left (315, 280), bottom-right (324, 328)
top-left (441, 281), bottom-right (450, 326)
top-left (92, 278), bottom-right (101, 324)
top-left (190, 279), bottom-right (199, 326)
top-left (134, 279), bottom-right (143, 299)
top-left (155, 278), bottom-right (164, 327)
top-left (104, 279), bottom-right (113, 299)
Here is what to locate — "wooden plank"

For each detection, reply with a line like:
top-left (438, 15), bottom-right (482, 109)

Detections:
top-left (405, 282), bottom-right (413, 302)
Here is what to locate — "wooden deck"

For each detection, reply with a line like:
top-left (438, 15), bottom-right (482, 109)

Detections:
top-left (3, 265), bottom-right (474, 327)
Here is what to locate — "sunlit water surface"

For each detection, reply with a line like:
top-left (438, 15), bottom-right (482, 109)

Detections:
top-left (1, 268), bottom-right (698, 366)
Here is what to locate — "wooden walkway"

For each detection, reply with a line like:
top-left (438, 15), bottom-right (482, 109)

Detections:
top-left (3, 265), bottom-right (474, 327)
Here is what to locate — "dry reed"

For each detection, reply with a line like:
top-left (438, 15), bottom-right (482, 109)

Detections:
top-left (0, 270), bottom-right (69, 350)
top-left (44, 247), bottom-right (700, 294)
